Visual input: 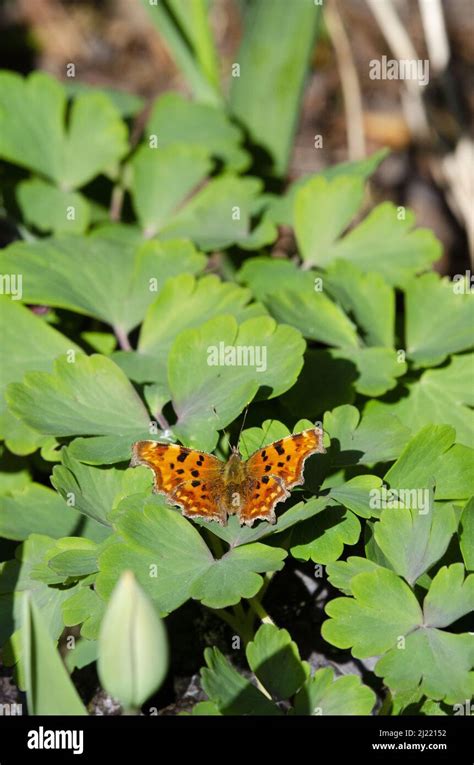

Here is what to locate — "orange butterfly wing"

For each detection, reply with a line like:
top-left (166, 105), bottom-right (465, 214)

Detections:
top-left (131, 441), bottom-right (227, 524)
top-left (238, 428), bottom-right (325, 526)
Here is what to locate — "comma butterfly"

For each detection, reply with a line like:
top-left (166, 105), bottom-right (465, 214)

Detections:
top-left (130, 428), bottom-right (325, 527)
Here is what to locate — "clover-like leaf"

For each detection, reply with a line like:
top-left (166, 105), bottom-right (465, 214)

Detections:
top-left (324, 260), bottom-right (395, 347)
top-left (0, 71), bottom-right (127, 189)
top-left (292, 667), bottom-right (376, 715)
top-left (62, 586), bottom-right (105, 641)
top-left (324, 404), bottom-right (411, 467)
top-left (294, 176), bottom-right (441, 283)
top-left (326, 556), bottom-right (384, 596)
top-left (405, 273), bottom-right (474, 366)
top-left (7, 354), bottom-right (151, 439)
top-left (323, 565), bottom-right (474, 703)
top-left (130, 144), bottom-right (212, 236)
top-left (384, 423), bottom-right (472, 500)
top-left (0, 298), bottom-right (81, 454)
top-left (134, 274), bottom-right (265, 385)
top-left (0, 484), bottom-right (84, 541)
top-left (0, 235), bottom-right (205, 334)
top-left (327, 475), bottom-right (383, 519)
top-left (51, 449), bottom-right (152, 527)
top-left (168, 315), bottom-right (305, 450)
top-left (373, 501), bottom-right (457, 585)
top-left (265, 288), bottom-right (359, 349)
top-left (95, 499), bottom-right (286, 613)
top-left (17, 179), bottom-right (90, 234)
top-left (322, 567), bottom-right (423, 657)
top-left (246, 624), bottom-right (310, 699)
top-left (200, 647), bottom-right (281, 715)
top-left (423, 563), bottom-right (474, 628)
top-left (370, 354), bottom-right (474, 447)
top-left (295, 175), bottom-right (365, 265)
top-left (265, 150), bottom-right (388, 226)
top-left (290, 506), bottom-right (361, 564)
top-left (332, 346), bottom-right (406, 397)
top-left (376, 629), bottom-right (474, 705)
top-left (145, 92), bottom-right (248, 171)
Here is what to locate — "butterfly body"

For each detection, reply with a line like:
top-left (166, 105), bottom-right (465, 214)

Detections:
top-left (131, 427), bottom-right (325, 527)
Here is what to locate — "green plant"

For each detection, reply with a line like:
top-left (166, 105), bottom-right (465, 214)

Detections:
top-left (0, 66), bottom-right (472, 717)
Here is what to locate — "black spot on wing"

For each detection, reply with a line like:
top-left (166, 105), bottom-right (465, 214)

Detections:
top-left (177, 452), bottom-right (188, 463)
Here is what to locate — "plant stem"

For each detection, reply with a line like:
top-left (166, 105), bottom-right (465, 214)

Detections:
top-left (114, 325), bottom-right (132, 351)
top-left (247, 596), bottom-right (275, 626)
top-left (109, 184), bottom-right (124, 222)
top-left (155, 411), bottom-right (170, 431)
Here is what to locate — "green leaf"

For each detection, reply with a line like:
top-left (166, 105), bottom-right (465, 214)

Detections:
top-left (201, 646), bottom-right (281, 715)
top-left (326, 556), bottom-right (384, 596)
top-left (324, 260), bottom-right (395, 347)
top-left (405, 273), bottom-right (474, 366)
top-left (460, 499), bottom-right (474, 571)
top-left (145, 92), bottom-right (248, 171)
top-left (130, 144), bottom-right (211, 236)
top-left (64, 637), bottom-right (98, 672)
top-left (17, 179), bottom-right (90, 234)
top-left (373, 502), bottom-right (457, 585)
top-left (0, 235), bottom-right (205, 333)
top-left (7, 354), bottom-right (151, 438)
top-left (293, 667), bottom-right (375, 715)
top-left (384, 424), bottom-right (455, 490)
top-left (290, 506), bottom-right (361, 564)
top-left (22, 595), bottom-right (86, 715)
top-left (62, 587), bottom-right (105, 640)
top-left (265, 150), bottom-right (388, 226)
top-left (140, 0), bottom-right (221, 106)
top-left (322, 568), bottom-right (423, 657)
top-left (375, 630), bottom-right (474, 705)
top-left (434, 445), bottom-right (474, 500)
top-left (0, 298), bottom-right (81, 452)
top-left (301, 197), bottom-right (441, 285)
top-left (137, 273), bottom-right (264, 382)
top-left (96, 499), bottom-right (286, 613)
top-left (423, 564), bottom-right (474, 628)
top-left (246, 624), bottom-right (310, 699)
top-left (0, 535), bottom-right (80, 660)
top-left (98, 571), bottom-right (168, 710)
top-left (281, 350), bottom-right (356, 420)
top-left (229, 0), bottom-right (320, 176)
top-left (48, 541), bottom-right (99, 580)
top-left (0, 484), bottom-right (83, 541)
top-left (169, 315), bottom-right (305, 449)
top-left (328, 475), bottom-right (383, 519)
top-left (64, 81), bottom-right (144, 117)
top-left (295, 176), bottom-right (365, 266)
top-left (324, 404), bottom-right (411, 466)
top-left (51, 449), bottom-right (152, 527)
top-left (265, 288), bottom-right (359, 349)
top-left (0, 71), bottom-right (127, 188)
top-left (332, 346), bottom-right (406, 397)
top-left (323, 566), bottom-right (474, 703)
top-left (154, 175), bottom-right (276, 250)
top-left (371, 357), bottom-right (474, 447)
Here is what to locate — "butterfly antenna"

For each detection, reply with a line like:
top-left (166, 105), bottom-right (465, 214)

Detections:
top-left (235, 405), bottom-right (250, 452)
top-left (211, 406), bottom-right (231, 451)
